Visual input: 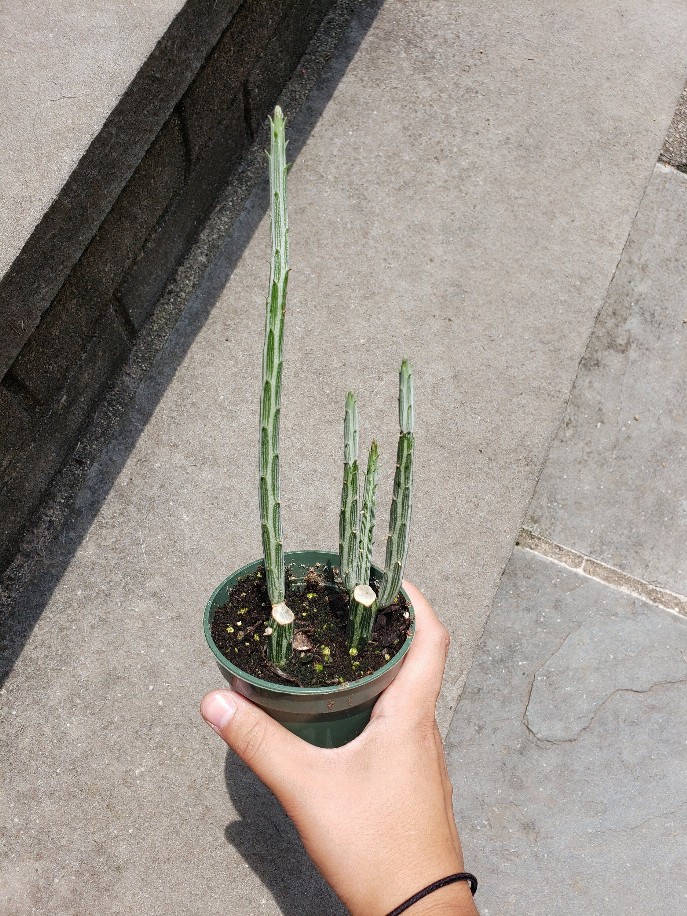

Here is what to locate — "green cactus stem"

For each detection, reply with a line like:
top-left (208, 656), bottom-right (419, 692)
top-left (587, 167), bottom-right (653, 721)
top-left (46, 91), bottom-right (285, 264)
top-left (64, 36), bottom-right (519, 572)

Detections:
top-left (378, 360), bottom-right (414, 609)
top-left (267, 602), bottom-right (295, 667)
top-left (347, 584), bottom-right (378, 650)
top-left (259, 106), bottom-right (293, 664)
top-left (398, 358), bottom-right (413, 434)
top-left (339, 392), bottom-right (359, 592)
top-left (356, 440), bottom-right (379, 588)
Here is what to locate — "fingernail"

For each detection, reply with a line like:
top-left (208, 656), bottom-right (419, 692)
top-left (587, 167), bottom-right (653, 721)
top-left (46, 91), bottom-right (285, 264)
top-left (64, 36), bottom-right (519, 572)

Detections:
top-left (201, 692), bottom-right (237, 731)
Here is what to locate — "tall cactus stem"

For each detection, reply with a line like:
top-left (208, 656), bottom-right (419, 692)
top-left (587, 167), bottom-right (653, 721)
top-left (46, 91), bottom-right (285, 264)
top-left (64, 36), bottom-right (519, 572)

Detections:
top-left (259, 106), bottom-right (293, 662)
top-left (356, 440), bottom-right (379, 588)
top-left (339, 392), bottom-right (359, 592)
top-left (347, 584), bottom-right (378, 651)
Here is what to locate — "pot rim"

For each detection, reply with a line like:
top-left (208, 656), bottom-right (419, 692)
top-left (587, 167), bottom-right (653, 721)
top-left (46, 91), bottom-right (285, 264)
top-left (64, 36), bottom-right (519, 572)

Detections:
top-left (204, 549), bottom-right (415, 697)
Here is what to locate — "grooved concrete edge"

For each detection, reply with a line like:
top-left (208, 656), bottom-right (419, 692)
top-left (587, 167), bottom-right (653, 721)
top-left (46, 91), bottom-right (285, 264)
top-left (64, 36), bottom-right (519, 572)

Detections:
top-left (660, 80), bottom-right (687, 172)
top-left (0, 0), bottom-right (243, 378)
top-left (518, 529), bottom-right (687, 617)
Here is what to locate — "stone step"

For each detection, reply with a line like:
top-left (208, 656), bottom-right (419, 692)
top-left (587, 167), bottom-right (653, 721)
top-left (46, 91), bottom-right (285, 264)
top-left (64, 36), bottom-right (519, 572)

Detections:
top-left (0, 0), bottom-right (340, 573)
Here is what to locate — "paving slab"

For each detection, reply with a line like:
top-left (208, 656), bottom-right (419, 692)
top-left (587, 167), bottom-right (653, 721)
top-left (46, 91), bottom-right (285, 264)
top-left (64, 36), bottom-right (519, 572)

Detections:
top-left (525, 164), bottom-right (687, 596)
top-left (458, 143), bottom-right (687, 914)
top-left (4, 0), bottom-right (687, 913)
top-left (446, 547), bottom-right (687, 916)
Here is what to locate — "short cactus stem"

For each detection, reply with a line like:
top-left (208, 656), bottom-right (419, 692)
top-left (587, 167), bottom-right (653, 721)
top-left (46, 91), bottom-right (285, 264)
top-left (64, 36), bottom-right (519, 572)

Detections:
top-left (377, 430), bottom-right (413, 607)
top-left (268, 602), bottom-right (295, 666)
top-left (356, 440), bottom-right (379, 588)
top-left (398, 358), bottom-right (413, 434)
top-left (347, 583), bottom-right (378, 650)
top-left (339, 392), bottom-right (360, 592)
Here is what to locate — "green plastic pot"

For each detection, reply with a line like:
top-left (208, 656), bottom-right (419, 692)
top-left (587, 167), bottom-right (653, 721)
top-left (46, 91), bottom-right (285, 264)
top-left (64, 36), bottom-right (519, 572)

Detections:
top-left (204, 550), bottom-right (415, 748)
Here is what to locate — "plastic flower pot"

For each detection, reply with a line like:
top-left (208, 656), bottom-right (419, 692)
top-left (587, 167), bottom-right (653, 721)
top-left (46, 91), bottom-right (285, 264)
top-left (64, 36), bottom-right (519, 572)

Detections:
top-left (204, 549), bottom-right (415, 748)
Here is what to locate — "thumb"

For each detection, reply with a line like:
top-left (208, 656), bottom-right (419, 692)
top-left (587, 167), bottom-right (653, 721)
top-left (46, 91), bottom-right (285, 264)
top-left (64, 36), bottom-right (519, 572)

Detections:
top-left (200, 689), bottom-right (319, 798)
top-left (372, 580), bottom-right (449, 723)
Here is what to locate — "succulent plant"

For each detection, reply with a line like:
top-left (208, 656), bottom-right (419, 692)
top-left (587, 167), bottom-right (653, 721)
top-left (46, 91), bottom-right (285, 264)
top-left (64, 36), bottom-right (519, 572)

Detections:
top-left (258, 107), bottom-right (415, 665)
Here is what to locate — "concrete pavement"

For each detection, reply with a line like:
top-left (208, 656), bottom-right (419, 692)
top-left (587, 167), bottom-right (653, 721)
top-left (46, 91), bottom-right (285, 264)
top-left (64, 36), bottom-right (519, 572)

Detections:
top-left (3, 0), bottom-right (687, 913)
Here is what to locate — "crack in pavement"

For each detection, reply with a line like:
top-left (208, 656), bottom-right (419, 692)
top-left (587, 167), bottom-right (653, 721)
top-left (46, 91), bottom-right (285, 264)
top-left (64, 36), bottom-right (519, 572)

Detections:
top-left (572, 803), bottom-right (687, 838)
top-left (521, 625), bottom-right (582, 742)
top-left (524, 674), bottom-right (687, 745)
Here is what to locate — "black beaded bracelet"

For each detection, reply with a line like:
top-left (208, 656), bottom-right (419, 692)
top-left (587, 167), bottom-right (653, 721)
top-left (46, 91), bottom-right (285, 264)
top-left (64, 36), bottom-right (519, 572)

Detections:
top-left (385, 872), bottom-right (478, 916)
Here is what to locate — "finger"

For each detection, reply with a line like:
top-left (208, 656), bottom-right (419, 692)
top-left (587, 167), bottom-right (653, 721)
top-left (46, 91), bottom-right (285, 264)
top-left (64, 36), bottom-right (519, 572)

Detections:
top-left (200, 690), bottom-right (320, 799)
top-left (373, 580), bottom-right (450, 720)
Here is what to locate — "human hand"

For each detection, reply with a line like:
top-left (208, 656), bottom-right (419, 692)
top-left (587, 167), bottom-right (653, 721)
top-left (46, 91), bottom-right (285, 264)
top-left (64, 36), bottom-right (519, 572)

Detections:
top-left (200, 582), bottom-right (478, 916)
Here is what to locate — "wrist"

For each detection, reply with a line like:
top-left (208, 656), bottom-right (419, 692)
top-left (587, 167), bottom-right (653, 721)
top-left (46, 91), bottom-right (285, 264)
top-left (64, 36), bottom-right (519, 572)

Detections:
top-left (403, 881), bottom-right (478, 915)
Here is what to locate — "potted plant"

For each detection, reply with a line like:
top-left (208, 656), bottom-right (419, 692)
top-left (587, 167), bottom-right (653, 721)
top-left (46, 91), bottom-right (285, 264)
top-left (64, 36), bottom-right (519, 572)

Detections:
top-left (203, 107), bottom-right (416, 748)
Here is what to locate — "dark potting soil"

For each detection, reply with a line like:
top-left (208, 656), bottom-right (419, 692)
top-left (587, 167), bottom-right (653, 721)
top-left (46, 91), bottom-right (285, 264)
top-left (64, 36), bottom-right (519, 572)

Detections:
top-left (210, 563), bottom-right (411, 687)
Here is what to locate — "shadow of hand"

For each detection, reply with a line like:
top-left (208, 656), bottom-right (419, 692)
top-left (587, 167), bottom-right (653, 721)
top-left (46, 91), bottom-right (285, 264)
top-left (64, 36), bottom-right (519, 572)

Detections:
top-left (223, 750), bottom-right (347, 915)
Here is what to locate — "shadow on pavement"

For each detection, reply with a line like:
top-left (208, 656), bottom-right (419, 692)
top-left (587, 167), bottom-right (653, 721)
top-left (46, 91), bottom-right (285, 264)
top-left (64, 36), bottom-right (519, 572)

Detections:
top-left (223, 750), bottom-right (347, 915)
